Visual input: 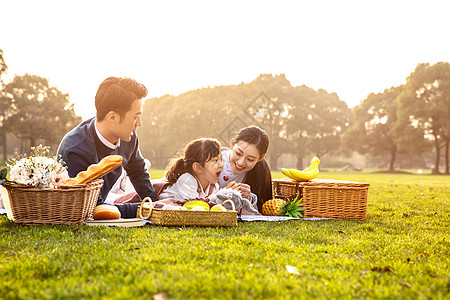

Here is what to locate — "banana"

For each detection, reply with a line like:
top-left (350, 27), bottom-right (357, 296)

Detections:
top-left (281, 168), bottom-right (302, 181)
top-left (281, 168), bottom-right (295, 179)
top-left (282, 157), bottom-right (320, 182)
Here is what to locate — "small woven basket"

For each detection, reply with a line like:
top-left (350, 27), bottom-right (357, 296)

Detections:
top-left (3, 179), bottom-right (103, 225)
top-left (272, 178), bottom-right (370, 220)
top-left (137, 198), bottom-right (237, 227)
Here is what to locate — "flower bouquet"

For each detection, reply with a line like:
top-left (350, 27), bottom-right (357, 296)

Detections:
top-left (1, 145), bottom-right (103, 225)
top-left (2, 145), bottom-right (69, 188)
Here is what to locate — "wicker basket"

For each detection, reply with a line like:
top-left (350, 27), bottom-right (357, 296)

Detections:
top-left (137, 198), bottom-right (237, 227)
top-left (3, 179), bottom-right (103, 225)
top-left (272, 178), bottom-right (370, 220)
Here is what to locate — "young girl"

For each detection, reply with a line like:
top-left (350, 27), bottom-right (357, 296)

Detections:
top-left (218, 126), bottom-right (273, 212)
top-left (158, 138), bottom-right (224, 200)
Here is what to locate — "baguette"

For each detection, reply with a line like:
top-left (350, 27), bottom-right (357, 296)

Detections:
top-left (65, 155), bottom-right (123, 185)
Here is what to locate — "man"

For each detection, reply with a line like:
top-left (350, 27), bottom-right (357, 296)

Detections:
top-left (58, 77), bottom-right (158, 218)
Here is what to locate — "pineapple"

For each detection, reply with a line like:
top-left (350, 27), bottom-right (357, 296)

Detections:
top-left (262, 195), bottom-right (306, 218)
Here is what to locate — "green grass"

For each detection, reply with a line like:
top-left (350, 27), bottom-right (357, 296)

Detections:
top-left (1, 171), bottom-right (449, 299)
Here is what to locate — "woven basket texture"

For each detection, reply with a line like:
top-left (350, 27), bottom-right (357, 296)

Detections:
top-left (3, 179), bottom-right (103, 225)
top-left (138, 199), bottom-right (237, 227)
top-left (272, 178), bottom-right (370, 220)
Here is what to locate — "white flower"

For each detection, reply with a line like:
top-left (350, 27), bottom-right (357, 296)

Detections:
top-left (7, 145), bottom-right (69, 189)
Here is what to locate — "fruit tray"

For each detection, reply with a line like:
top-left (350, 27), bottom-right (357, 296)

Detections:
top-left (272, 178), bottom-right (370, 220)
top-left (137, 198), bottom-right (237, 227)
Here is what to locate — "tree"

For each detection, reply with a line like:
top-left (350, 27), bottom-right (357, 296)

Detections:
top-left (395, 62), bottom-right (450, 174)
top-left (285, 85), bottom-right (352, 169)
top-left (0, 48), bottom-right (9, 160)
top-left (3, 74), bottom-right (81, 153)
top-left (343, 86), bottom-right (408, 171)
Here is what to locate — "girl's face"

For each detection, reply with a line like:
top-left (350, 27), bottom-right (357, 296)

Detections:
top-left (197, 153), bottom-right (224, 186)
top-left (229, 141), bottom-right (261, 174)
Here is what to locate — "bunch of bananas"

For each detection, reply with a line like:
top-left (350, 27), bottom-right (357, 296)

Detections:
top-left (281, 157), bottom-right (320, 182)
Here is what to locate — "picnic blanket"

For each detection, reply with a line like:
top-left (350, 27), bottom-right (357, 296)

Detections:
top-left (0, 209), bottom-right (331, 222)
top-left (239, 215), bottom-right (331, 221)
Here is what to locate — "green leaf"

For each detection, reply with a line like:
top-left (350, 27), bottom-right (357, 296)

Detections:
top-left (0, 168), bottom-right (7, 180)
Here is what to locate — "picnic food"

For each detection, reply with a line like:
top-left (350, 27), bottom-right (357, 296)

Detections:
top-left (177, 198), bottom-right (215, 209)
top-left (183, 200), bottom-right (210, 210)
top-left (65, 155), bottom-right (123, 185)
top-left (93, 204), bottom-right (121, 220)
top-left (281, 156), bottom-right (320, 182)
top-left (261, 195), bottom-right (305, 218)
top-left (210, 204), bottom-right (227, 211)
top-left (191, 206), bottom-right (207, 211)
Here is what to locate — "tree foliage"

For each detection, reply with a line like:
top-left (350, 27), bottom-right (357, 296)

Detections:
top-left (343, 86), bottom-right (406, 171)
top-left (395, 62), bottom-right (450, 174)
top-left (3, 74), bottom-right (81, 152)
top-left (139, 74), bottom-right (352, 169)
top-left (0, 48), bottom-right (9, 160)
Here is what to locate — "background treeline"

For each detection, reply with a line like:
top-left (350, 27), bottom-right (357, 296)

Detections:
top-left (0, 48), bottom-right (449, 174)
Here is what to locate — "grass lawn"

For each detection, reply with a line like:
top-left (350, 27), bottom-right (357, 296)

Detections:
top-left (0, 170), bottom-right (449, 299)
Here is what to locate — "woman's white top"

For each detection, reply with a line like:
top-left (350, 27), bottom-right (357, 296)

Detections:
top-left (218, 147), bottom-right (245, 188)
top-left (218, 147), bottom-right (258, 209)
top-left (158, 172), bottom-right (219, 200)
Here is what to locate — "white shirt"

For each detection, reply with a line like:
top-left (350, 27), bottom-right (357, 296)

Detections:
top-left (159, 173), bottom-right (219, 200)
top-left (94, 119), bottom-right (120, 149)
top-left (218, 147), bottom-right (245, 188)
top-left (218, 147), bottom-right (258, 209)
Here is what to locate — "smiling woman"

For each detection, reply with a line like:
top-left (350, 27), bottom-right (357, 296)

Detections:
top-left (219, 126), bottom-right (273, 212)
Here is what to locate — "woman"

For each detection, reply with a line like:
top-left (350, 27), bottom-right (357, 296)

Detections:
top-left (218, 126), bottom-right (273, 212)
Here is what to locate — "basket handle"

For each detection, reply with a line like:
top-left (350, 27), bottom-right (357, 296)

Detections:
top-left (221, 199), bottom-right (236, 211)
top-left (139, 197), bottom-right (154, 219)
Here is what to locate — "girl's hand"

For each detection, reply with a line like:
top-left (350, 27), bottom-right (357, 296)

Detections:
top-left (226, 181), bottom-right (251, 200)
top-left (226, 181), bottom-right (239, 190)
top-left (155, 198), bottom-right (178, 205)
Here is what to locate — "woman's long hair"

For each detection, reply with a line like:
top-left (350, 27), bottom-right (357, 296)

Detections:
top-left (232, 126), bottom-right (273, 210)
top-left (165, 138), bottom-right (221, 184)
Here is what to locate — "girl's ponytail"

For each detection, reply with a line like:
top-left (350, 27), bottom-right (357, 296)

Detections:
top-left (165, 158), bottom-right (187, 184)
top-left (164, 138), bottom-right (221, 184)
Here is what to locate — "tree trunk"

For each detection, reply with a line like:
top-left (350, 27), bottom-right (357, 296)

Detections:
top-left (389, 147), bottom-right (397, 171)
top-left (1, 133), bottom-right (6, 161)
top-left (445, 139), bottom-right (449, 175)
top-left (269, 153), bottom-right (278, 170)
top-left (296, 155), bottom-right (304, 170)
top-left (432, 139), bottom-right (440, 174)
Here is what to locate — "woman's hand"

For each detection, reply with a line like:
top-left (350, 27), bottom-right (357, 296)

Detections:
top-left (236, 183), bottom-right (251, 200)
top-left (226, 181), bottom-right (251, 200)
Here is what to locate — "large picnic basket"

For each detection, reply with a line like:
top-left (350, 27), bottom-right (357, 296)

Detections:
top-left (2, 179), bottom-right (103, 225)
top-left (137, 198), bottom-right (238, 227)
top-left (272, 178), bottom-right (370, 220)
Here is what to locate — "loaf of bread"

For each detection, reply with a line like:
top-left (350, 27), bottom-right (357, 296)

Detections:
top-left (93, 204), bottom-right (121, 220)
top-left (65, 155), bottom-right (123, 185)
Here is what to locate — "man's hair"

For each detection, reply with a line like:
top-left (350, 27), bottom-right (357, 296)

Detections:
top-left (95, 77), bottom-right (148, 121)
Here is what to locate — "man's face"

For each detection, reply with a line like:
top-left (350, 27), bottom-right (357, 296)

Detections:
top-left (115, 99), bottom-right (144, 142)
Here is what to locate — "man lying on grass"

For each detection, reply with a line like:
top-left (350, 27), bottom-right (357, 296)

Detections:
top-left (58, 76), bottom-right (176, 218)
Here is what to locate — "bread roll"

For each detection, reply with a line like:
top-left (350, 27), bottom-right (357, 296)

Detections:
top-left (93, 204), bottom-right (121, 220)
top-left (65, 155), bottom-right (123, 185)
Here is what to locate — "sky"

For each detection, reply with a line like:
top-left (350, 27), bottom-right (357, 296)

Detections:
top-left (1, 0), bottom-right (449, 120)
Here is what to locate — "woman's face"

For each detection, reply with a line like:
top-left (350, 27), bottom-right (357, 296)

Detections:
top-left (229, 141), bottom-right (261, 174)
